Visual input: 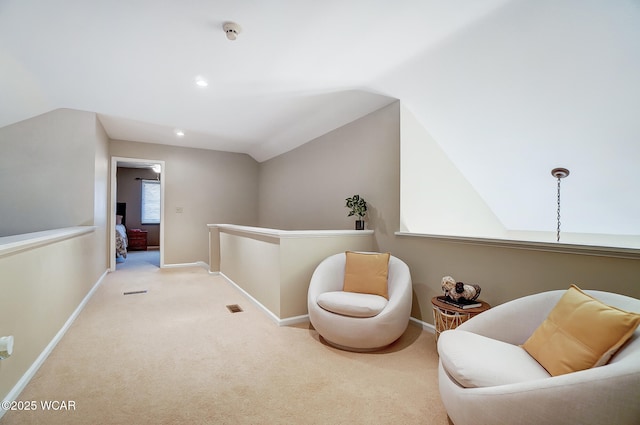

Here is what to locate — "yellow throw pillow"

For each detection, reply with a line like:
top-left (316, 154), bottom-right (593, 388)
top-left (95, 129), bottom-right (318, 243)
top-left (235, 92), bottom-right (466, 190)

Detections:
top-left (523, 285), bottom-right (640, 376)
top-left (343, 252), bottom-right (390, 299)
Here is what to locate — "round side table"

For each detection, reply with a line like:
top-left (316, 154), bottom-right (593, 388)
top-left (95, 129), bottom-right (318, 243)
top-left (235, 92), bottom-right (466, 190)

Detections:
top-left (431, 297), bottom-right (491, 342)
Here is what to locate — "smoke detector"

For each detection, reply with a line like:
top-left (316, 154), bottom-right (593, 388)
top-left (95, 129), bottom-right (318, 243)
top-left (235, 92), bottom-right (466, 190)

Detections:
top-left (223, 22), bottom-right (241, 40)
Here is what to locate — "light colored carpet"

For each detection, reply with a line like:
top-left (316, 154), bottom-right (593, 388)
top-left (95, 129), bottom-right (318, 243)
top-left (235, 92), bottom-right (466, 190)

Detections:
top-left (1, 263), bottom-right (449, 425)
top-left (116, 248), bottom-right (160, 270)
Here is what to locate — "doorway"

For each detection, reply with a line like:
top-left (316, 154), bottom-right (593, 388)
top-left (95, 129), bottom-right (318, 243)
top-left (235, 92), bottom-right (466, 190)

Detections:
top-left (109, 156), bottom-right (165, 271)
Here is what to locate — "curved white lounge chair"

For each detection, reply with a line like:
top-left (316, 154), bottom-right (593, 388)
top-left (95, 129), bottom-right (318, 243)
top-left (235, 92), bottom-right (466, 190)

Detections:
top-left (437, 289), bottom-right (640, 425)
top-left (307, 252), bottom-right (412, 351)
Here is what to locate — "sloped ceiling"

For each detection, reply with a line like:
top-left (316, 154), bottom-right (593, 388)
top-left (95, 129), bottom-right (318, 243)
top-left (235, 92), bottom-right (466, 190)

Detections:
top-left (1, 0), bottom-right (638, 238)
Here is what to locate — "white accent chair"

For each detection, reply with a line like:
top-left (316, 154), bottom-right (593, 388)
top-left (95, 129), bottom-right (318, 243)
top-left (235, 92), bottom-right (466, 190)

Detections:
top-left (307, 252), bottom-right (412, 351)
top-left (437, 290), bottom-right (640, 425)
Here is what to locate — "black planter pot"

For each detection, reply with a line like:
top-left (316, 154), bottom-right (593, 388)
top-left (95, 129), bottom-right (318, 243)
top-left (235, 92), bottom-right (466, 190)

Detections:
top-left (355, 220), bottom-right (365, 230)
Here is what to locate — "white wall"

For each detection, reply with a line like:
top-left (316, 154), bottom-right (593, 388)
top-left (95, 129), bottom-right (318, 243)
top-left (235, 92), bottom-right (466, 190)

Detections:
top-left (373, 0), bottom-right (640, 242)
top-left (400, 104), bottom-right (506, 238)
top-left (399, 104), bottom-right (640, 249)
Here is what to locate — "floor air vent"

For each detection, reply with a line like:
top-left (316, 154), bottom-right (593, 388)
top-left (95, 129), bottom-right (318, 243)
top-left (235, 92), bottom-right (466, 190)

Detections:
top-left (124, 290), bottom-right (147, 295)
top-left (226, 304), bottom-right (243, 313)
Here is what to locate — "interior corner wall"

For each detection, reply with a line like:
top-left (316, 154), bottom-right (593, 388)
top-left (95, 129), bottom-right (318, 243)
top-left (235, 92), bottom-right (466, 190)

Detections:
top-left (93, 116), bottom-right (110, 272)
top-left (258, 101), bottom-right (401, 233)
top-left (108, 140), bottom-right (259, 265)
top-left (0, 109), bottom-right (97, 237)
top-left (399, 104), bottom-right (506, 238)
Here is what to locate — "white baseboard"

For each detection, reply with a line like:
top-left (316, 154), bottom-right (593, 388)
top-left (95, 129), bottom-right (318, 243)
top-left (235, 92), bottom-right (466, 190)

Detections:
top-left (409, 316), bottom-right (436, 334)
top-left (278, 314), bottom-right (310, 326)
top-left (217, 272), bottom-right (308, 327)
top-left (1, 269), bottom-right (108, 420)
top-left (215, 272), bottom-right (433, 331)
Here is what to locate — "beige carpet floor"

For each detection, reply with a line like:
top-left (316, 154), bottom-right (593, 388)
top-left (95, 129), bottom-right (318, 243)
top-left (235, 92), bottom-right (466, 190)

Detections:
top-left (1, 254), bottom-right (449, 425)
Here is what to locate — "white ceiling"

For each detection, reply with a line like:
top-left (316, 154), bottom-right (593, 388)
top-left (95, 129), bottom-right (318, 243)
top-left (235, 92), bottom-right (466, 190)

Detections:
top-left (1, 0), bottom-right (639, 238)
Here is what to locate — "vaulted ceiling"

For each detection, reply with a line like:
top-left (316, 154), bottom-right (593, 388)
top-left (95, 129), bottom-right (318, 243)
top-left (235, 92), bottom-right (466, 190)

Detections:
top-left (1, 0), bottom-right (639, 241)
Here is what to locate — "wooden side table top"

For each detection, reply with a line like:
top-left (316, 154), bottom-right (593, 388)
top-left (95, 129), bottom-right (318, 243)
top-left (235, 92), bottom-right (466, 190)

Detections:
top-left (431, 296), bottom-right (491, 314)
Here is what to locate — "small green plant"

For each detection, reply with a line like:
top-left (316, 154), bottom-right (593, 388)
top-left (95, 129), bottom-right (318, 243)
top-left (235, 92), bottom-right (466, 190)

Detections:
top-left (345, 194), bottom-right (367, 219)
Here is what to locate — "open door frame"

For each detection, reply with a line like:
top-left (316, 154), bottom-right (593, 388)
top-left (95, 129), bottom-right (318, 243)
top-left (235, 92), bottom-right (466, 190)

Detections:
top-left (109, 156), bottom-right (165, 271)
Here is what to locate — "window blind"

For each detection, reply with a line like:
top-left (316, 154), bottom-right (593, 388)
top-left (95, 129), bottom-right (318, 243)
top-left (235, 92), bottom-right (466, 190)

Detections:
top-left (141, 179), bottom-right (160, 224)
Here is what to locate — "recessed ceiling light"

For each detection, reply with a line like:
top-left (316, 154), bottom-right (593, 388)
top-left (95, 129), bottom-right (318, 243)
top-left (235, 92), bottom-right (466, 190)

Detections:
top-left (195, 76), bottom-right (208, 87)
top-left (175, 129), bottom-right (185, 137)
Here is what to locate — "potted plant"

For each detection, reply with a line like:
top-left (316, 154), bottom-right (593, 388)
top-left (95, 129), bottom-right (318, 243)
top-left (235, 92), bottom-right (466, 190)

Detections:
top-left (345, 194), bottom-right (367, 230)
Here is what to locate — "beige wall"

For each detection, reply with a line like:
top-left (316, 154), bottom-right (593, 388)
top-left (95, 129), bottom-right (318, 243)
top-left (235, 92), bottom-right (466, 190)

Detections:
top-left (92, 115), bottom-right (110, 276)
top-left (220, 231), bottom-right (282, 316)
top-left (387, 236), bottom-right (640, 323)
top-left (258, 101), bottom-right (640, 323)
top-left (0, 231), bottom-right (104, 402)
top-left (0, 109), bottom-right (97, 236)
top-left (278, 235), bottom-right (374, 318)
top-left (0, 107), bottom-right (109, 271)
top-left (258, 102), bottom-right (401, 233)
top-left (109, 140), bottom-right (259, 265)
top-left (0, 108), bottom-right (109, 403)
top-left (215, 226), bottom-right (374, 320)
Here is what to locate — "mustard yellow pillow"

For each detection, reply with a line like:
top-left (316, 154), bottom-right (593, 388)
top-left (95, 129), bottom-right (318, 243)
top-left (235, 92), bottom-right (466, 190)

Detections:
top-left (343, 251), bottom-right (390, 299)
top-left (523, 285), bottom-right (640, 376)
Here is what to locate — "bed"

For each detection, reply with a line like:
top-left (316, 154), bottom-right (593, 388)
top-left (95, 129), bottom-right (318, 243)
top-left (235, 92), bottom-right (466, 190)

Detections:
top-left (116, 202), bottom-right (128, 259)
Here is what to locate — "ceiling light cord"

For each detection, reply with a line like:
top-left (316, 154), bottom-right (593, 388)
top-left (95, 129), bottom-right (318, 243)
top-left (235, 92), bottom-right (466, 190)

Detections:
top-left (556, 177), bottom-right (562, 242)
top-left (551, 168), bottom-right (570, 242)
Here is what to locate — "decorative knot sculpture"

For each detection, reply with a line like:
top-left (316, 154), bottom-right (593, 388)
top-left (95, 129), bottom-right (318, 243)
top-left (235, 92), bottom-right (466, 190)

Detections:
top-left (441, 276), bottom-right (481, 302)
